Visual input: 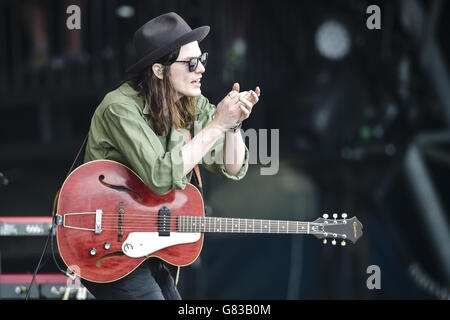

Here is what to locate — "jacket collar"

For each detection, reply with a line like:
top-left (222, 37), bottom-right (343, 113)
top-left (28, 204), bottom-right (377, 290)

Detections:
top-left (118, 82), bottom-right (150, 115)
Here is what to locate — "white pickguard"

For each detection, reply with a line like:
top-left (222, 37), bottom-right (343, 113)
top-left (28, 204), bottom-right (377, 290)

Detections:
top-left (121, 232), bottom-right (201, 258)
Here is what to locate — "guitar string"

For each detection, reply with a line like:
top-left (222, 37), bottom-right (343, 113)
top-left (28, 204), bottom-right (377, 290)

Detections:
top-left (99, 222), bottom-right (310, 229)
top-left (63, 226), bottom-right (344, 238)
top-left (100, 221), bottom-right (310, 229)
top-left (63, 213), bottom-right (346, 225)
top-left (83, 226), bottom-right (315, 233)
top-left (70, 221), bottom-right (323, 233)
top-left (62, 213), bottom-right (343, 234)
top-left (65, 216), bottom-right (313, 225)
top-left (100, 218), bottom-right (311, 224)
top-left (63, 212), bottom-right (344, 222)
top-left (93, 216), bottom-right (312, 224)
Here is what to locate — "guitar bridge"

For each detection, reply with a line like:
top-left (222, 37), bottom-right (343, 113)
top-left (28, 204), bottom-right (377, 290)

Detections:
top-left (59, 210), bottom-right (103, 234)
top-left (118, 202), bottom-right (124, 242)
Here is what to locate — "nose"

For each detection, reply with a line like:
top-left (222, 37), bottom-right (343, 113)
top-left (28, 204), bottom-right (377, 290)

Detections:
top-left (196, 60), bottom-right (206, 73)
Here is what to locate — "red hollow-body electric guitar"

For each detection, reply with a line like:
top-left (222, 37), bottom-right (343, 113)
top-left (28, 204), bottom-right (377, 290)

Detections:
top-left (56, 160), bottom-right (363, 283)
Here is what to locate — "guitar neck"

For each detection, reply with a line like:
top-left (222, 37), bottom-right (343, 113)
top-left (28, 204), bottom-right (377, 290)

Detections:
top-left (177, 216), bottom-right (311, 234)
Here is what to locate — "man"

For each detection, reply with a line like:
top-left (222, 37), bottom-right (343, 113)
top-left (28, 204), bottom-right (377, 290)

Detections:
top-left (80, 12), bottom-right (260, 299)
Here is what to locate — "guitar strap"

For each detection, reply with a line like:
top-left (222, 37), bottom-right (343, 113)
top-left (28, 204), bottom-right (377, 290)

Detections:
top-left (186, 129), bottom-right (203, 197)
top-left (52, 134), bottom-right (89, 218)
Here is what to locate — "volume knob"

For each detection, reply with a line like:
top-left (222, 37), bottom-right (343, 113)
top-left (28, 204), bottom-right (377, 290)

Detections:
top-left (89, 248), bottom-right (97, 256)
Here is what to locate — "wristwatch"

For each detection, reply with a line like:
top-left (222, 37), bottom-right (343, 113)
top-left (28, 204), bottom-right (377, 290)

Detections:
top-left (228, 122), bottom-right (242, 132)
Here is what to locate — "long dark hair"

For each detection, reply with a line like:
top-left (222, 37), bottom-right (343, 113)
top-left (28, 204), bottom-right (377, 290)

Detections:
top-left (120, 48), bottom-right (196, 136)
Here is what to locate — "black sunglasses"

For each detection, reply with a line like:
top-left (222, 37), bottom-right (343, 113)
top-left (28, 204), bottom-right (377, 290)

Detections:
top-left (173, 52), bottom-right (208, 72)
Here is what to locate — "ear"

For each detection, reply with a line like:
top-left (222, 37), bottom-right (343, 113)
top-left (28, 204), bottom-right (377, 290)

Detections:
top-left (152, 63), bottom-right (164, 79)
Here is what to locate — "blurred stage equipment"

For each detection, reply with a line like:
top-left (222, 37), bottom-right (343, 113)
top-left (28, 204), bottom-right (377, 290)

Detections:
top-left (115, 5), bottom-right (135, 19)
top-left (0, 216), bottom-right (52, 236)
top-left (0, 273), bottom-right (93, 300)
top-left (315, 19), bottom-right (351, 61)
top-left (400, 0), bottom-right (450, 126)
top-left (0, 216), bottom-right (93, 299)
top-left (289, 0), bottom-right (450, 299)
top-left (404, 132), bottom-right (450, 285)
top-left (0, 172), bottom-right (8, 187)
top-left (399, 0), bottom-right (450, 287)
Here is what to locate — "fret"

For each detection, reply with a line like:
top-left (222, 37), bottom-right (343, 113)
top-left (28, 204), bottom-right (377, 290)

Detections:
top-left (280, 220), bottom-right (286, 233)
top-left (220, 217), bottom-right (225, 233)
top-left (262, 219), bottom-right (267, 233)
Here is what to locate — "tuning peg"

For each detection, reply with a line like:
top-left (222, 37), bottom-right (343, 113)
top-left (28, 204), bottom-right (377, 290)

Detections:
top-left (322, 213), bottom-right (329, 219)
top-left (331, 239), bottom-right (336, 245)
top-left (323, 239), bottom-right (327, 244)
top-left (341, 240), bottom-right (346, 246)
top-left (341, 213), bottom-right (347, 219)
top-left (332, 213), bottom-right (338, 219)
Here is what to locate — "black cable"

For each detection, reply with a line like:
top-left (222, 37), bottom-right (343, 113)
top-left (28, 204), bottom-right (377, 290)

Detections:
top-left (50, 222), bottom-right (68, 276)
top-left (25, 137), bottom-right (88, 300)
top-left (25, 216), bottom-right (67, 300)
top-left (25, 226), bottom-right (52, 300)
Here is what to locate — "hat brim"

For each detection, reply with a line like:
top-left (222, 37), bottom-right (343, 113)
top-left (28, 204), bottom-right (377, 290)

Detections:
top-left (125, 25), bottom-right (210, 74)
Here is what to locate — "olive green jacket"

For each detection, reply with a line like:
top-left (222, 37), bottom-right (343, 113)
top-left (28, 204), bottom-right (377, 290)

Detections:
top-left (84, 82), bottom-right (249, 195)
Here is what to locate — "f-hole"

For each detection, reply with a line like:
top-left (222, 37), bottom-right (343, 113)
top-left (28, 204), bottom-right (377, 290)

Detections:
top-left (96, 252), bottom-right (125, 267)
top-left (98, 174), bottom-right (143, 201)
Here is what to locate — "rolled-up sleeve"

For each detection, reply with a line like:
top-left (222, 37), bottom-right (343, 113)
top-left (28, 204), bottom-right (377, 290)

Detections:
top-left (195, 95), bottom-right (249, 181)
top-left (102, 103), bottom-right (187, 195)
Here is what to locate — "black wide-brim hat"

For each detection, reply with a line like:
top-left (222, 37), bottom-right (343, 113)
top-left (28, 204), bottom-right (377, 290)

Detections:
top-left (126, 12), bottom-right (210, 74)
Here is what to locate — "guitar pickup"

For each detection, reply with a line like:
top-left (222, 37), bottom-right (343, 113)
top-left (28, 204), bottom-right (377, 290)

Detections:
top-left (158, 206), bottom-right (171, 236)
top-left (118, 202), bottom-right (124, 242)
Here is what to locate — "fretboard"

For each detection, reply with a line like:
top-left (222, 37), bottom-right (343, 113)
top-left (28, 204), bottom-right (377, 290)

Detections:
top-left (176, 216), bottom-right (310, 234)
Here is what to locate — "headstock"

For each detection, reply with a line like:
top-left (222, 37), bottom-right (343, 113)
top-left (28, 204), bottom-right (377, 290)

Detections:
top-left (311, 213), bottom-right (363, 246)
